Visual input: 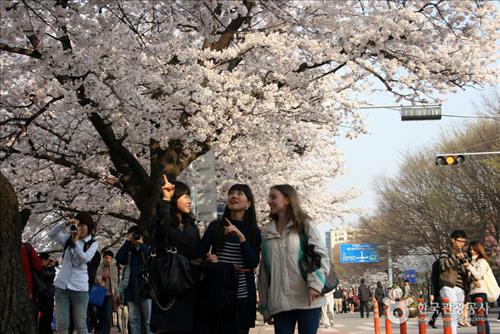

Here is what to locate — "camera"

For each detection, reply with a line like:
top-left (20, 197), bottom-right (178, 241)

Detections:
top-left (132, 232), bottom-right (142, 241)
top-left (70, 224), bottom-right (78, 232)
top-left (458, 250), bottom-right (471, 263)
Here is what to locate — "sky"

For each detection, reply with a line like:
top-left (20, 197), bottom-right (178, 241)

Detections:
top-left (318, 85), bottom-right (499, 234)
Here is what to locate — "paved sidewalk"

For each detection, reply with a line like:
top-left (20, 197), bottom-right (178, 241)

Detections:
top-left (107, 307), bottom-right (500, 333)
top-left (249, 308), bottom-right (500, 334)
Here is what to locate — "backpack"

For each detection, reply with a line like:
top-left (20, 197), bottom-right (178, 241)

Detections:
top-left (64, 238), bottom-right (101, 288)
top-left (431, 259), bottom-right (441, 297)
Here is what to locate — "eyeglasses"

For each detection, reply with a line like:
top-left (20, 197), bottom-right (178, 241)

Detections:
top-left (455, 239), bottom-right (467, 244)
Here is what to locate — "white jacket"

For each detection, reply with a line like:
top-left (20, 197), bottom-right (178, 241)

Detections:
top-left (48, 222), bottom-right (98, 292)
top-left (468, 256), bottom-right (490, 295)
top-left (258, 220), bottom-right (330, 318)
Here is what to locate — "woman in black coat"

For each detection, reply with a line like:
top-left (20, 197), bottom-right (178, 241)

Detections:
top-left (197, 184), bottom-right (261, 334)
top-left (150, 176), bottom-right (199, 334)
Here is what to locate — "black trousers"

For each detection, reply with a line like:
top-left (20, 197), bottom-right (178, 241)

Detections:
top-left (38, 292), bottom-right (54, 334)
top-left (359, 301), bottom-right (370, 317)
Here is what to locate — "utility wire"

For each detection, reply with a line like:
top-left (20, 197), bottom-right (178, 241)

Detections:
top-left (458, 136), bottom-right (500, 152)
top-left (442, 114), bottom-right (500, 120)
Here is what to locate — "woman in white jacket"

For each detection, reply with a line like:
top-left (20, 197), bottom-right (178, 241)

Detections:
top-left (48, 212), bottom-right (99, 334)
top-left (465, 241), bottom-right (491, 334)
top-left (258, 184), bottom-right (330, 334)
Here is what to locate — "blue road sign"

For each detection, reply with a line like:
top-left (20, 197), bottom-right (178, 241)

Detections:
top-left (405, 269), bottom-right (417, 283)
top-left (339, 244), bottom-right (380, 263)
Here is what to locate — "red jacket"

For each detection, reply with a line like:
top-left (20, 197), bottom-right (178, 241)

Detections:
top-left (21, 243), bottom-right (42, 298)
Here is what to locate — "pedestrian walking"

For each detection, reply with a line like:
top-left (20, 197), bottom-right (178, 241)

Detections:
top-left (321, 290), bottom-right (334, 327)
top-left (197, 184), bottom-right (261, 334)
top-left (358, 279), bottom-right (372, 318)
top-left (428, 259), bottom-right (442, 328)
top-left (439, 230), bottom-right (469, 334)
top-left (115, 225), bottom-right (152, 334)
top-left (21, 242), bottom-right (42, 321)
top-left (95, 250), bottom-right (119, 334)
top-left (258, 184), bottom-right (330, 334)
top-left (465, 241), bottom-right (493, 334)
top-left (333, 286), bottom-right (344, 314)
top-left (348, 286), bottom-right (358, 313)
top-left (115, 263), bottom-right (129, 334)
top-left (374, 281), bottom-right (385, 316)
top-left (37, 252), bottom-right (56, 334)
top-left (48, 212), bottom-right (99, 334)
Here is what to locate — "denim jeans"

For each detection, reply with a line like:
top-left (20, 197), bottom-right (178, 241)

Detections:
top-left (127, 299), bottom-right (152, 334)
top-left (54, 287), bottom-right (89, 334)
top-left (440, 286), bottom-right (465, 334)
top-left (97, 295), bottom-right (113, 334)
top-left (274, 308), bottom-right (321, 334)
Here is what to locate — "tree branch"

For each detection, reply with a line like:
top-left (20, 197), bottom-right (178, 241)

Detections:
top-left (0, 43), bottom-right (41, 59)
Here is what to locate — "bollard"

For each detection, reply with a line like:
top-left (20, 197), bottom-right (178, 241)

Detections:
top-left (399, 320), bottom-right (407, 334)
top-left (373, 299), bottom-right (381, 334)
top-left (442, 297), bottom-right (452, 334)
top-left (474, 297), bottom-right (486, 334)
top-left (385, 305), bottom-right (392, 334)
top-left (417, 298), bottom-right (427, 334)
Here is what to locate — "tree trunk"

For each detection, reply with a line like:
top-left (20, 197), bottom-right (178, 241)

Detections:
top-left (0, 172), bottom-right (36, 334)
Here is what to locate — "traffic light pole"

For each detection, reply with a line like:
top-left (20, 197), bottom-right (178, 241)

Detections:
top-left (435, 151), bottom-right (500, 165)
top-left (436, 151), bottom-right (500, 157)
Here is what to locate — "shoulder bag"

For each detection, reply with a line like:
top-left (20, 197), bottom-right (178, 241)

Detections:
top-left (89, 284), bottom-right (107, 306)
top-left (298, 225), bottom-right (338, 294)
top-left (138, 221), bottom-right (194, 310)
top-left (483, 264), bottom-right (500, 303)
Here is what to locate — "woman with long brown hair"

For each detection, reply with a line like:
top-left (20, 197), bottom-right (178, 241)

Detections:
top-left (258, 184), bottom-right (330, 334)
top-left (465, 241), bottom-right (492, 334)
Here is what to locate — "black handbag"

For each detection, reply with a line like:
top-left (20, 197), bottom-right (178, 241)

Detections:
top-left (138, 223), bottom-right (194, 310)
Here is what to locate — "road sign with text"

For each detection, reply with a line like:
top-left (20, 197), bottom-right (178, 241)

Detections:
top-left (340, 244), bottom-right (380, 263)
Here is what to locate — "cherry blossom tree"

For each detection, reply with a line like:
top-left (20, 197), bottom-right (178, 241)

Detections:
top-left (1, 0), bottom-right (498, 247)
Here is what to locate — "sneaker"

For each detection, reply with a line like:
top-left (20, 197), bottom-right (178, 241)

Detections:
top-left (428, 320), bottom-right (437, 328)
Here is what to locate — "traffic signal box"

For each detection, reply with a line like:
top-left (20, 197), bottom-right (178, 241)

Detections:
top-left (435, 155), bottom-right (465, 165)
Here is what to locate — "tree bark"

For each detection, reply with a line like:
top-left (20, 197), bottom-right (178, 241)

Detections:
top-left (0, 172), bottom-right (36, 334)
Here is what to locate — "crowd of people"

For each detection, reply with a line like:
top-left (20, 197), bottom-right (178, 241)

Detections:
top-left (19, 177), bottom-right (500, 334)
top-left (21, 179), bottom-right (331, 334)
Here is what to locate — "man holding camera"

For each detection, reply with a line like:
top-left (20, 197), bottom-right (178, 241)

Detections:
top-left (439, 230), bottom-right (469, 334)
top-left (116, 226), bottom-right (152, 334)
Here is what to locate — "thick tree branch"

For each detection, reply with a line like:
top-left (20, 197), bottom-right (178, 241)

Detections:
top-left (88, 112), bottom-right (151, 211)
top-left (0, 43), bottom-right (41, 59)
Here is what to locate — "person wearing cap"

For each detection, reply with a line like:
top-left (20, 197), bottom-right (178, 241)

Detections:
top-left (115, 225), bottom-right (152, 334)
top-left (48, 212), bottom-right (99, 334)
top-left (37, 252), bottom-right (56, 334)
